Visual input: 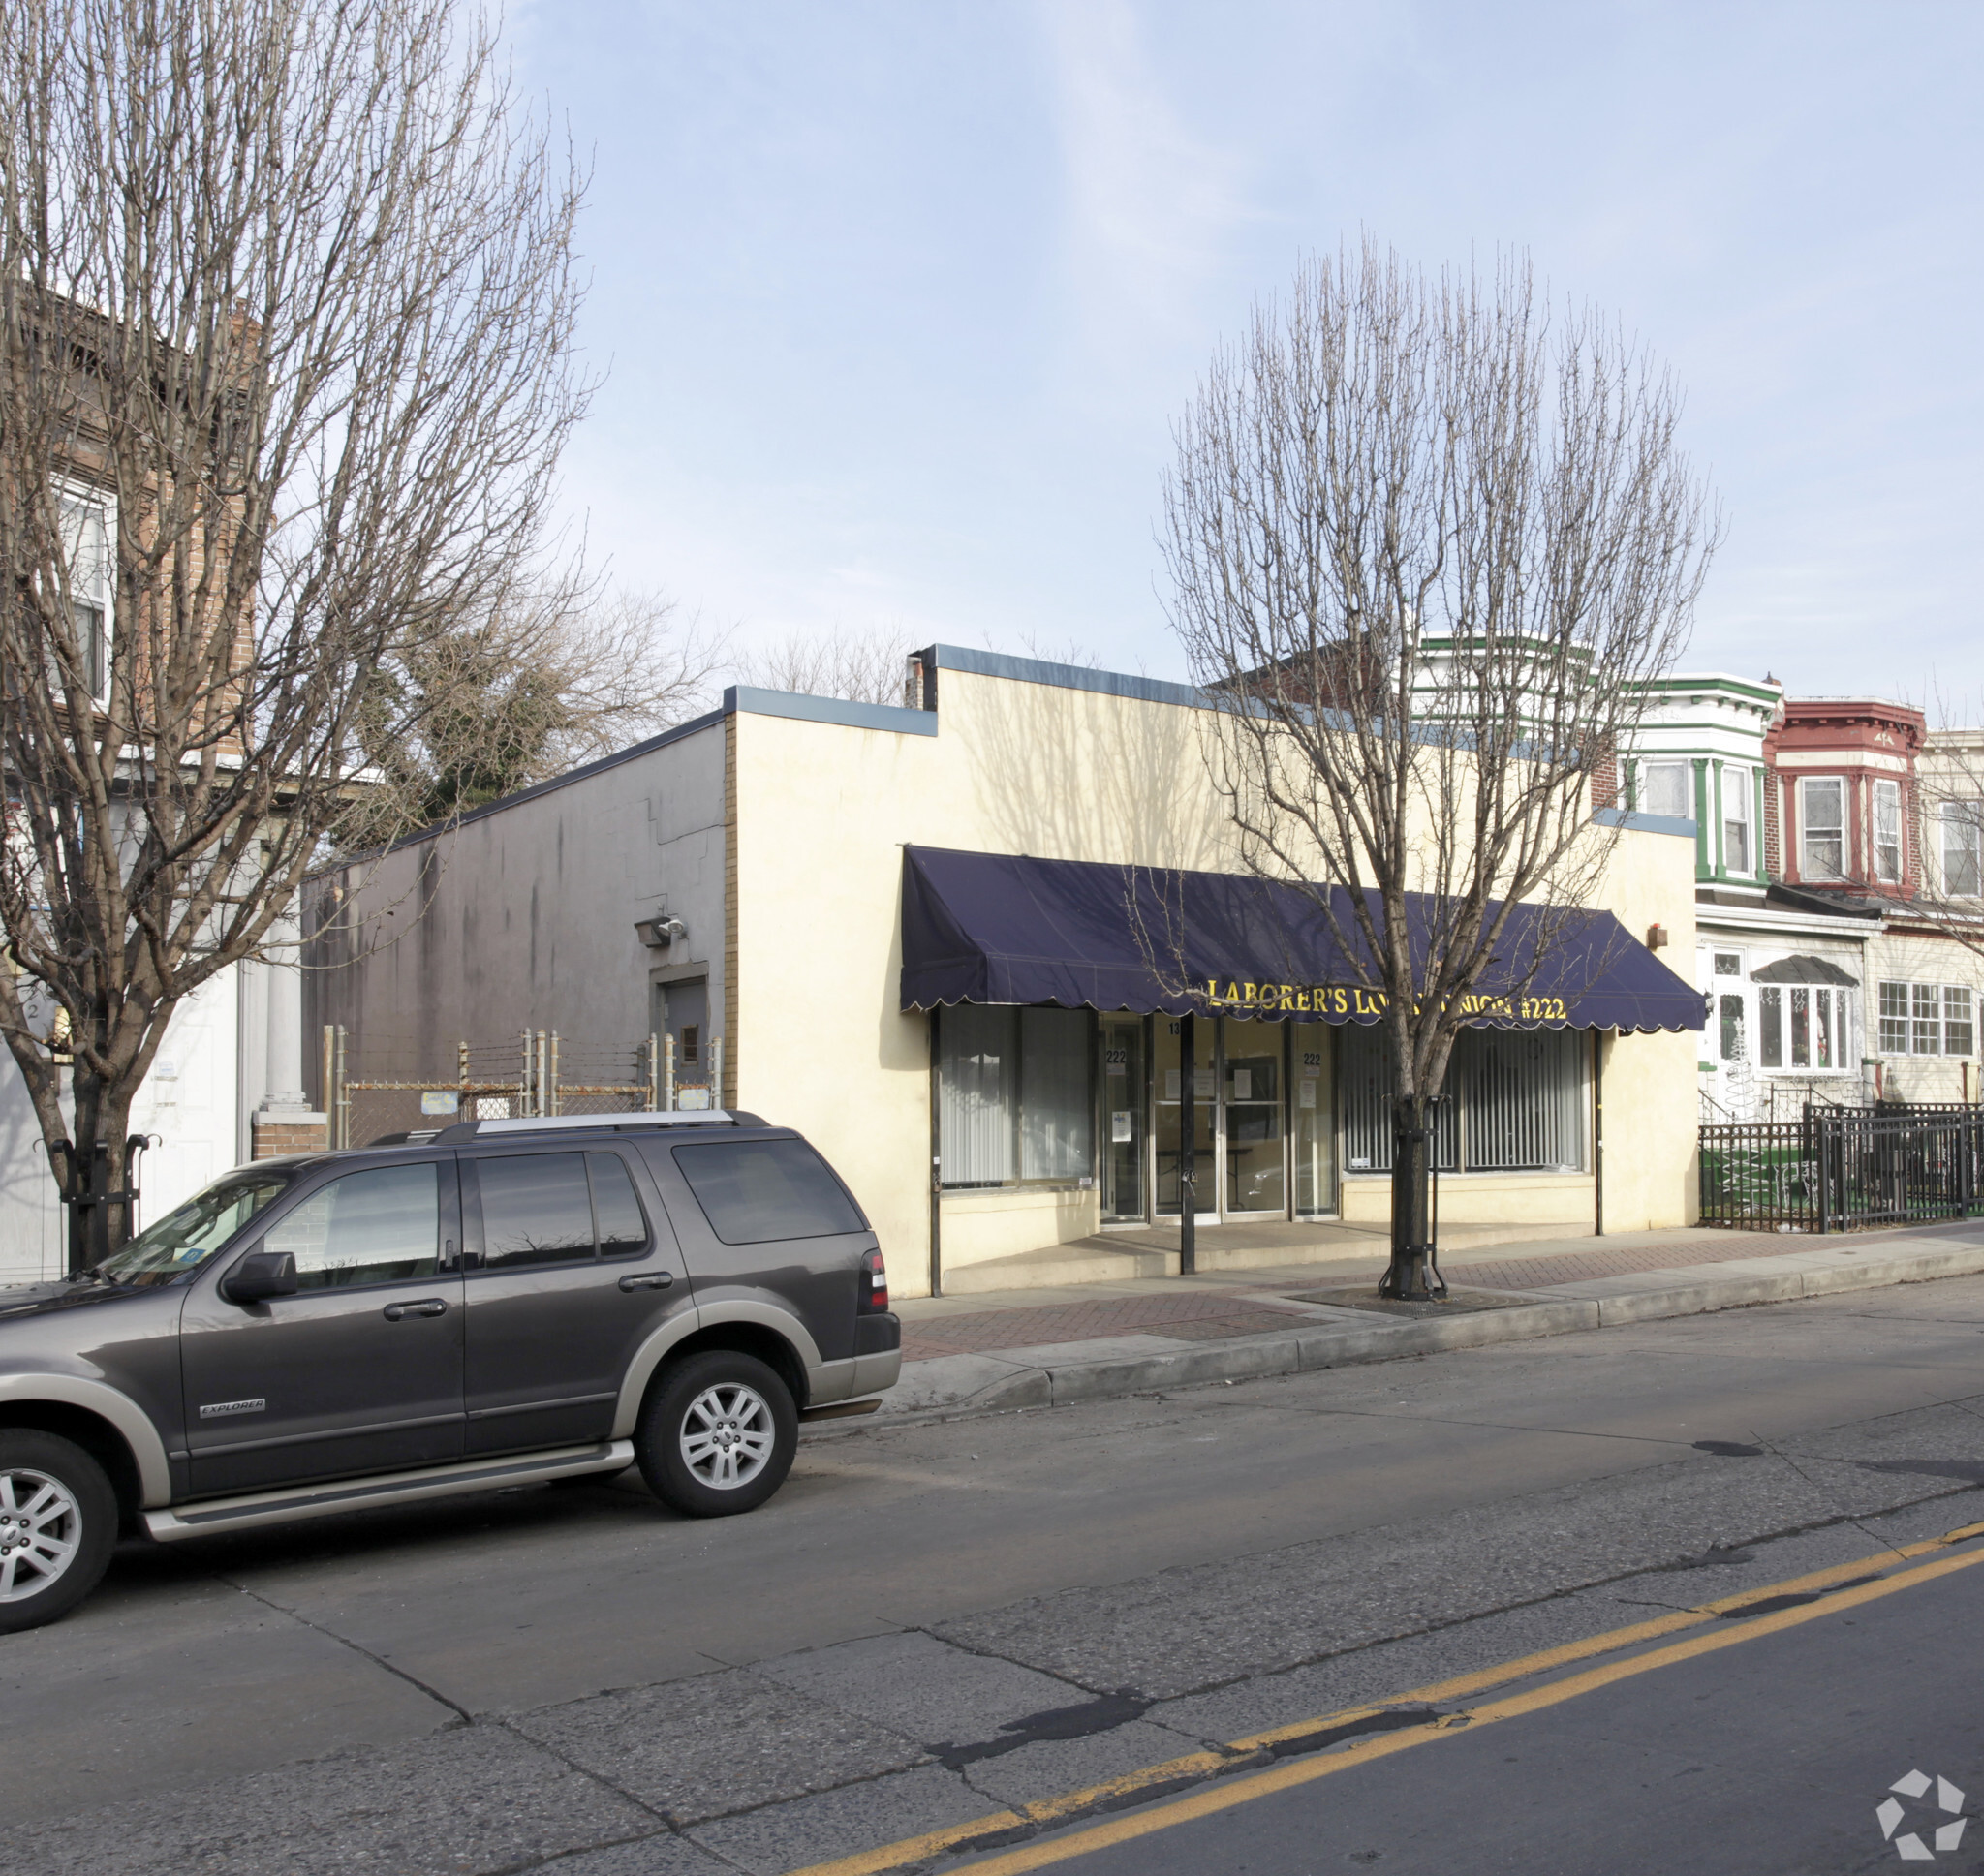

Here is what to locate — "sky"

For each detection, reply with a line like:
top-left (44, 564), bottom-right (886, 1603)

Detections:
top-left (510, 0), bottom-right (1984, 701)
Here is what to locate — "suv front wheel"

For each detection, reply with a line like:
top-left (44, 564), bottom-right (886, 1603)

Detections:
top-left (0, 1431), bottom-right (118, 1634)
top-left (636, 1350), bottom-right (797, 1518)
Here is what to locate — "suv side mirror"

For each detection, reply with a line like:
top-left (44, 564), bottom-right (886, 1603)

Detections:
top-left (221, 1249), bottom-right (298, 1306)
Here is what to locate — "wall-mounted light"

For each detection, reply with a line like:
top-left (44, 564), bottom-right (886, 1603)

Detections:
top-left (1646, 923), bottom-right (1669, 951)
top-left (635, 915), bottom-right (687, 949)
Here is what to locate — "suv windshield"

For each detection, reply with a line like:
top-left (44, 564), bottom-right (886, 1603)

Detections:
top-left (91, 1170), bottom-right (293, 1288)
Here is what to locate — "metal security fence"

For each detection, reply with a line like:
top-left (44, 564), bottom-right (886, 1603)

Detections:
top-left (324, 1029), bottom-right (725, 1148)
top-left (1699, 1106), bottom-right (1984, 1232)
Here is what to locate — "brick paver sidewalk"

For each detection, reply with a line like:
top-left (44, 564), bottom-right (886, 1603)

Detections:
top-left (1455, 1233), bottom-right (1819, 1293)
top-left (898, 1230), bottom-right (1870, 1365)
top-left (900, 1292), bottom-right (1316, 1363)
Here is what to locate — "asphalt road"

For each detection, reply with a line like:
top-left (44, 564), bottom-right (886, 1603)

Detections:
top-left (975, 1542), bottom-right (1984, 1876)
top-left (10, 1272), bottom-right (1984, 1874)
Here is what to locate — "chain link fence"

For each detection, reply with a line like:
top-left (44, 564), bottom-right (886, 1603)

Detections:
top-left (323, 1028), bottom-right (724, 1148)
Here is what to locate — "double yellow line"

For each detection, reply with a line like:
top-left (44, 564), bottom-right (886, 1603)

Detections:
top-left (787, 1517), bottom-right (1984, 1876)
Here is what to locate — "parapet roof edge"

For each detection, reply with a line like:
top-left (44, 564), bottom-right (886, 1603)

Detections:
top-left (1636, 672), bottom-right (1782, 702)
top-left (930, 644), bottom-right (1206, 710)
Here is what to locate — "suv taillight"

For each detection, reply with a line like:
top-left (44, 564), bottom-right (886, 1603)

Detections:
top-left (858, 1247), bottom-right (888, 1313)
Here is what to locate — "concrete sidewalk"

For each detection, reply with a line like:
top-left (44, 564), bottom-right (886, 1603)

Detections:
top-left (888, 1220), bottom-right (1984, 1416)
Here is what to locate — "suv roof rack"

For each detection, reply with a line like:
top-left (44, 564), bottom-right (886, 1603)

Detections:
top-left (431, 1110), bottom-right (766, 1144)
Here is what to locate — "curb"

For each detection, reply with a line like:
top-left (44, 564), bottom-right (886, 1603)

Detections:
top-left (878, 1235), bottom-right (1984, 1418)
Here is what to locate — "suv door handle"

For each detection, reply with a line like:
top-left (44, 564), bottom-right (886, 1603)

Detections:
top-left (384, 1298), bottom-right (450, 1320)
top-left (618, 1272), bottom-right (674, 1292)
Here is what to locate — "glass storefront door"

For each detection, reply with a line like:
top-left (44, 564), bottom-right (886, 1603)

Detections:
top-left (1221, 1018), bottom-right (1286, 1215)
top-left (1291, 1020), bottom-right (1336, 1216)
top-left (1154, 1017), bottom-right (1215, 1216)
top-left (1098, 1016), bottom-right (1145, 1221)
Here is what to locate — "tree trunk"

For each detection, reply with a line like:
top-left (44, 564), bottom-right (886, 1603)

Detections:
top-left (1380, 1093), bottom-right (1446, 1301)
top-left (57, 1075), bottom-right (137, 1275)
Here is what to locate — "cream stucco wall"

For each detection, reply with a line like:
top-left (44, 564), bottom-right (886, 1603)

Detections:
top-left (728, 662), bottom-right (1704, 1296)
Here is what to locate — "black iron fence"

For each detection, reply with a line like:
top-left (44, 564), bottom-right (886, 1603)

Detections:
top-left (1700, 1105), bottom-right (1984, 1232)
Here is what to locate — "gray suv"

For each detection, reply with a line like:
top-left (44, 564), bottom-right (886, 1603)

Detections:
top-left (0, 1111), bottom-right (900, 1632)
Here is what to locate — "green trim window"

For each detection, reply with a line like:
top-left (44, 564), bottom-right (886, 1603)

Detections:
top-left (1638, 760), bottom-right (1691, 818)
top-left (1721, 764), bottom-right (1753, 875)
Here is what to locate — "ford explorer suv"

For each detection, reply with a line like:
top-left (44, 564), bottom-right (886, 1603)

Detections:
top-left (0, 1111), bottom-right (899, 1632)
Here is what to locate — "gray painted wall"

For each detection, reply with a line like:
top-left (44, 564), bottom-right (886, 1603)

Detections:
top-left (307, 720), bottom-right (728, 1090)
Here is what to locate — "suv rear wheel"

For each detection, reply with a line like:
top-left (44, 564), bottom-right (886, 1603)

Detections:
top-left (0, 1431), bottom-right (118, 1634)
top-left (636, 1350), bottom-right (797, 1518)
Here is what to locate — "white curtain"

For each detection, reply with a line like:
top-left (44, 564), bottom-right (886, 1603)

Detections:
top-left (1019, 1007), bottom-right (1091, 1180)
top-left (938, 1005), bottom-right (1015, 1185)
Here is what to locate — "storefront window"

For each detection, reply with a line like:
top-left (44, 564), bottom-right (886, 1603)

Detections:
top-left (935, 1005), bottom-right (1096, 1188)
top-left (1341, 1026), bottom-right (1579, 1173)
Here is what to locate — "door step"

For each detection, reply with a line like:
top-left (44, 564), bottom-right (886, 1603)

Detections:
top-left (145, 1439), bottom-right (636, 1542)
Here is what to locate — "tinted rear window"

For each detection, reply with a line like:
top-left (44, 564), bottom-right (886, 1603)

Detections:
top-left (671, 1138), bottom-right (865, 1246)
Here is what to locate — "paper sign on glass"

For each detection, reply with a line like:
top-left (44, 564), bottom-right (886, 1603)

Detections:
top-left (1111, 1111), bottom-right (1133, 1142)
top-left (1194, 1069), bottom-right (1215, 1098)
top-left (1298, 1079), bottom-right (1317, 1109)
top-left (1164, 1068), bottom-right (1181, 1099)
top-left (1230, 1070), bottom-right (1252, 1100)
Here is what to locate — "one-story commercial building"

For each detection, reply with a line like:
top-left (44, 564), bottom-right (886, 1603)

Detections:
top-left (307, 646), bottom-right (1705, 1298)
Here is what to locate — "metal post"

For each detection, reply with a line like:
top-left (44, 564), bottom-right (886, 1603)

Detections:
top-left (549, 1032), bottom-right (560, 1117)
top-left (1816, 1111), bottom-right (1830, 1234)
top-left (521, 1030), bottom-right (533, 1120)
top-left (646, 1033), bottom-right (661, 1110)
top-left (334, 1026), bottom-right (349, 1149)
top-left (1179, 1012), bottom-right (1196, 1276)
top-left (928, 1008), bottom-right (944, 1298)
top-left (322, 1025), bottom-right (335, 1129)
top-left (664, 1031), bottom-right (676, 1111)
top-left (1593, 1030), bottom-right (1605, 1237)
top-left (457, 1040), bottom-right (469, 1096)
top-left (712, 1036), bottom-right (724, 1110)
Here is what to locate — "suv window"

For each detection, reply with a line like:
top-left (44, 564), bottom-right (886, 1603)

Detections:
top-left (264, 1163), bottom-right (441, 1289)
top-left (473, 1151), bottom-right (651, 1269)
top-left (589, 1153), bottom-right (649, 1256)
top-left (96, 1170), bottom-right (291, 1287)
top-left (671, 1137), bottom-right (864, 1246)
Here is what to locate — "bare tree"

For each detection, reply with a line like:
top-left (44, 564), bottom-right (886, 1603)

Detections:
top-left (0, 0), bottom-right (589, 1266)
top-left (1163, 243), bottom-right (1718, 1298)
top-left (347, 583), bottom-right (728, 841)
top-left (730, 627), bottom-right (911, 707)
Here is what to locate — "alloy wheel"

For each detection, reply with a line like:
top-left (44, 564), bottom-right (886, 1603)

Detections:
top-left (0, 1467), bottom-right (82, 1602)
top-left (678, 1383), bottom-right (776, 1490)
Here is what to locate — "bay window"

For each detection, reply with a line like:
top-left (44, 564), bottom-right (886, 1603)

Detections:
top-left (55, 484), bottom-right (113, 700)
top-left (1638, 760), bottom-right (1692, 819)
top-left (1873, 780), bottom-right (1902, 885)
top-left (1721, 765), bottom-right (1752, 875)
top-left (1941, 802), bottom-right (1982, 898)
top-left (1799, 777), bottom-right (1845, 880)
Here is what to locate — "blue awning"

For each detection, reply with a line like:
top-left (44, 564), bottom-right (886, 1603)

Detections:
top-left (900, 846), bottom-right (1704, 1033)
